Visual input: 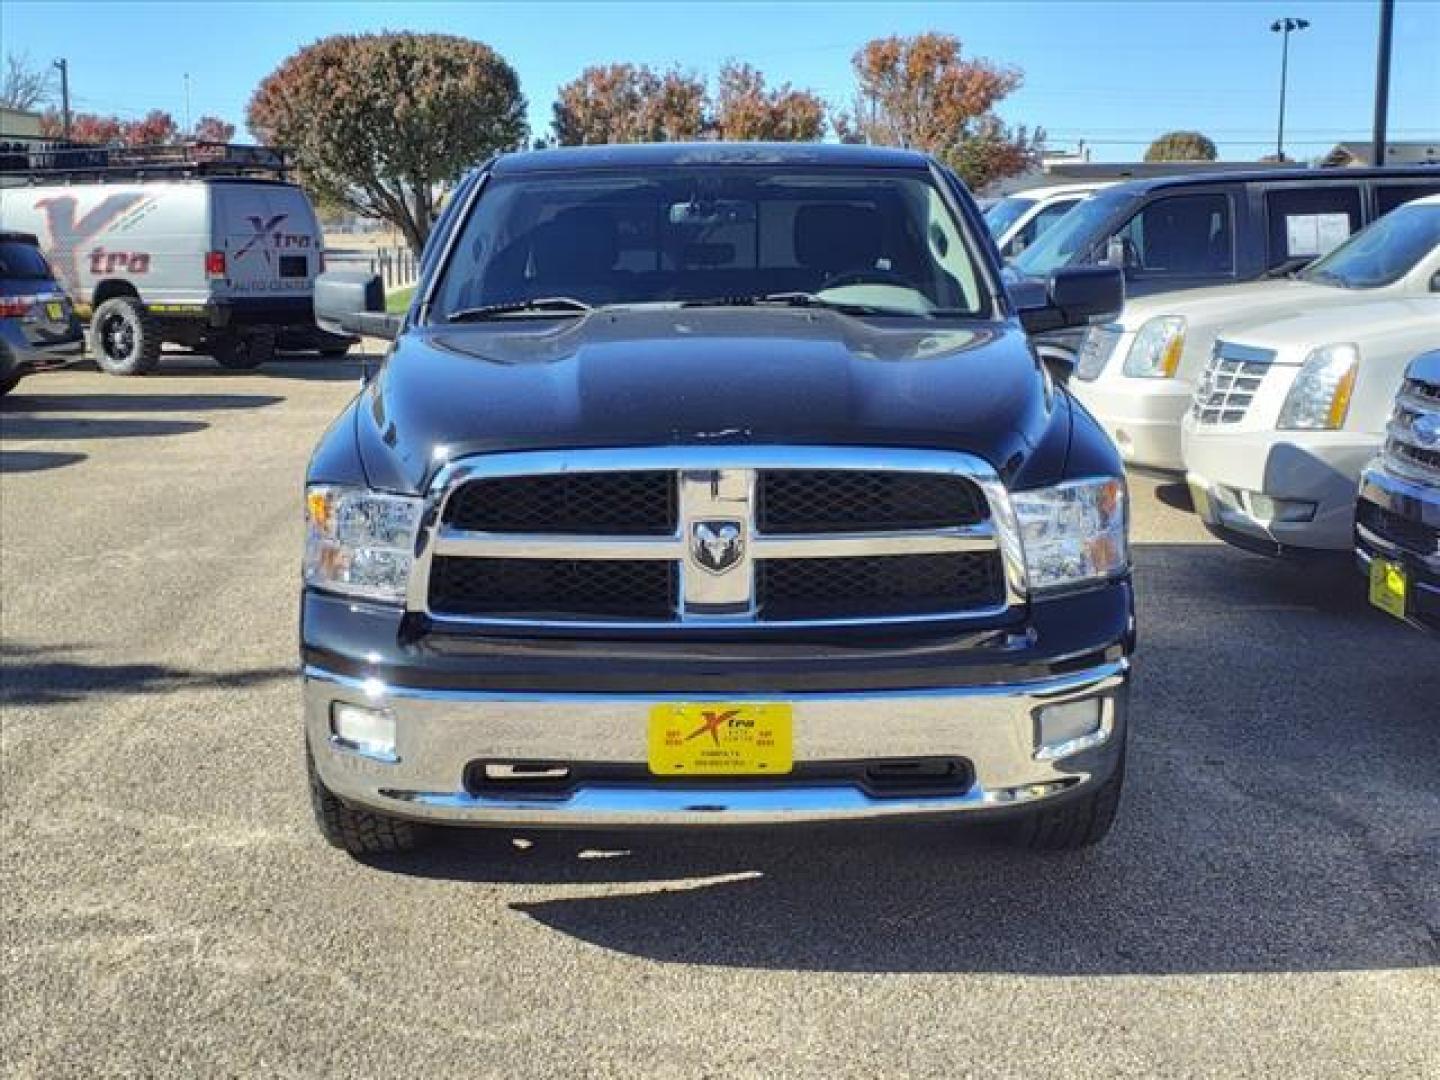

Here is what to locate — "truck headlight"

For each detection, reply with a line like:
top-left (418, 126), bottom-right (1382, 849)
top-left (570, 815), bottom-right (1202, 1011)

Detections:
top-left (1122, 316), bottom-right (1186, 378)
top-left (1012, 477), bottom-right (1128, 593)
top-left (304, 485), bottom-right (423, 603)
top-left (1277, 343), bottom-right (1359, 430)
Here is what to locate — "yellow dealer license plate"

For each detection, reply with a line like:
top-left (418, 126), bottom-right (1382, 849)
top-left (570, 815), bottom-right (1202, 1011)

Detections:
top-left (1368, 557), bottom-right (1408, 621)
top-left (45, 302), bottom-right (64, 321)
top-left (648, 703), bottom-right (793, 776)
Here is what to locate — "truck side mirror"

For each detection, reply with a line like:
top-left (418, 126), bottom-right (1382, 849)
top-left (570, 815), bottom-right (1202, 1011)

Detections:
top-left (1017, 266), bottom-right (1124, 335)
top-left (315, 271), bottom-right (401, 341)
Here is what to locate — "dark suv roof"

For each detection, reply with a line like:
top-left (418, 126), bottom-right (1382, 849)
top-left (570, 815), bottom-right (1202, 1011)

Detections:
top-left (493, 142), bottom-right (934, 175)
top-left (1103, 165), bottom-right (1439, 199)
top-left (0, 231), bottom-right (40, 246)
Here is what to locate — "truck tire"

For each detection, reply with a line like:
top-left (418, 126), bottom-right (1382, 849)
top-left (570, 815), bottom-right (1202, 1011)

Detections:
top-left (1008, 752), bottom-right (1125, 852)
top-left (212, 327), bottom-right (278, 369)
top-left (90, 296), bottom-right (162, 376)
top-left (306, 746), bottom-right (428, 856)
top-left (0, 371), bottom-right (21, 396)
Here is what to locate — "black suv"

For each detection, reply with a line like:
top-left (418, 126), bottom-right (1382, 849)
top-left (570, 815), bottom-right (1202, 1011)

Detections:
top-left (304, 143), bottom-right (1133, 856)
top-left (0, 231), bottom-right (83, 396)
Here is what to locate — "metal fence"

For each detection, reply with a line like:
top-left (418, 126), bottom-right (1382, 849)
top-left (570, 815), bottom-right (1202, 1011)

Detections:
top-left (324, 246), bottom-right (419, 290)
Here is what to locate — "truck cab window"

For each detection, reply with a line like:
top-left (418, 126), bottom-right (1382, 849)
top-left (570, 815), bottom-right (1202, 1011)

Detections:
top-left (1264, 186), bottom-right (1361, 267)
top-left (1110, 193), bottom-right (1233, 275)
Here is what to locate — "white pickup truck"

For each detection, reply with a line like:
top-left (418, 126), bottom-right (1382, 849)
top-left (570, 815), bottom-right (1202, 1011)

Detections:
top-left (1073, 194), bottom-right (1440, 471)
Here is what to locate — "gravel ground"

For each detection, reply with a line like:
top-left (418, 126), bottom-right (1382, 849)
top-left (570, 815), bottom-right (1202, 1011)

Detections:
top-left (2, 355), bottom-right (1437, 1078)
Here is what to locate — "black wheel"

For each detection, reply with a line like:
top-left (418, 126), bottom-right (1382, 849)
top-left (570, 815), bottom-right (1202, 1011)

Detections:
top-left (90, 296), bottom-right (161, 375)
top-left (307, 745), bottom-right (428, 855)
top-left (1007, 751), bottom-right (1125, 852)
top-left (211, 327), bottom-right (278, 369)
top-left (0, 368), bottom-right (21, 396)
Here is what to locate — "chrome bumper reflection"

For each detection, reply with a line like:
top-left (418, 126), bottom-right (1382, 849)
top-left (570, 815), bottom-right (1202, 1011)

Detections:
top-left (304, 661), bottom-right (1129, 827)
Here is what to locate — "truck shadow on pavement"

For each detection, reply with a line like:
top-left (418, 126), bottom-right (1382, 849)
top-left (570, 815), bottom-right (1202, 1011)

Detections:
top-left (0, 643), bottom-right (293, 706)
top-left (369, 542), bottom-right (1439, 976)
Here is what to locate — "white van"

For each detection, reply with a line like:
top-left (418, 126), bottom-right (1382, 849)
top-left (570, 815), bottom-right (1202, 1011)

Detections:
top-left (0, 143), bottom-right (332, 374)
top-left (983, 182), bottom-right (1113, 261)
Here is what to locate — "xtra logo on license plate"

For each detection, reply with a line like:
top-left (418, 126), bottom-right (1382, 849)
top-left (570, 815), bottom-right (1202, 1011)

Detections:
top-left (648, 703), bottom-right (793, 776)
top-left (1368, 558), bottom-right (1408, 621)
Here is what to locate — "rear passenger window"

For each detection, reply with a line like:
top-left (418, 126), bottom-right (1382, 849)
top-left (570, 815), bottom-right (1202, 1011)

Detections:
top-left (1375, 184), bottom-right (1440, 215)
top-left (1112, 194), bottom-right (1233, 275)
top-left (1265, 187), bottom-right (1361, 266)
top-left (1013, 198), bottom-right (1080, 252)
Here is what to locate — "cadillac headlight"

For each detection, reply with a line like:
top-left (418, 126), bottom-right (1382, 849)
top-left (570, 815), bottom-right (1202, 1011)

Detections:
top-left (1012, 477), bottom-right (1129, 592)
top-left (1277, 343), bottom-right (1359, 430)
top-left (1122, 316), bottom-right (1186, 378)
top-left (304, 485), bottom-right (423, 602)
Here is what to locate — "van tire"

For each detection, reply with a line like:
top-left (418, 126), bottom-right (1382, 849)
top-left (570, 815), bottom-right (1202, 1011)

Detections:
top-left (307, 746), bottom-right (428, 856)
top-left (90, 296), bottom-right (162, 376)
top-left (212, 327), bottom-right (277, 369)
top-left (1007, 752), bottom-right (1125, 852)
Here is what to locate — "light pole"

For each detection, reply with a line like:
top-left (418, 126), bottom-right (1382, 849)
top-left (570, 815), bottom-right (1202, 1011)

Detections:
top-left (1270, 17), bottom-right (1309, 161)
top-left (52, 58), bottom-right (71, 140)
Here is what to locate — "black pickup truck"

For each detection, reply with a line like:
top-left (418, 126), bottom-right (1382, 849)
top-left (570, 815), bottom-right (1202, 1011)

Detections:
top-left (303, 143), bottom-right (1133, 856)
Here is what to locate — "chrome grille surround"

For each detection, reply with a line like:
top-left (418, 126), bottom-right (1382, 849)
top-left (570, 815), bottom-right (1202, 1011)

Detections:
top-left (1382, 375), bottom-right (1440, 484)
top-left (408, 446), bottom-right (1028, 630)
top-left (1190, 340), bottom-right (1276, 425)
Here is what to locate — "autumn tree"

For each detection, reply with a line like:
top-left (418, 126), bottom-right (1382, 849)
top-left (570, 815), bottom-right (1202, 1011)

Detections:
top-left (37, 109), bottom-right (178, 145)
top-left (191, 115), bottom-right (236, 143)
top-left (2, 52), bottom-right (52, 111)
top-left (836, 33), bottom-right (1040, 190)
top-left (712, 62), bottom-right (826, 141)
top-left (552, 64), bottom-right (707, 145)
top-left (1144, 130), bottom-right (1218, 162)
top-left (124, 109), bottom-right (179, 146)
top-left (248, 33), bottom-right (527, 255)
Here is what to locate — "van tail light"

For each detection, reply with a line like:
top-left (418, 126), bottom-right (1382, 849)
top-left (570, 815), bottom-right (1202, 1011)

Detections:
top-left (0, 296), bottom-right (35, 318)
top-left (205, 250), bottom-right (226, 279)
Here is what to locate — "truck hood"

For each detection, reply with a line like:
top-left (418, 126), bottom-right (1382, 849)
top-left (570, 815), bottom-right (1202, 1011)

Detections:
top-left (353, 306), bottom-right (1068, 495)
top-left (1216, 296), bottom-right (1440, 362)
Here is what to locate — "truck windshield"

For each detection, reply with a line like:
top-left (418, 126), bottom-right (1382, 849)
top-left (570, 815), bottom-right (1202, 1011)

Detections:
top-left (432, 167), bottom-right (989, 320)
top-left (1011, 190), bottom-right (1130, 277)
top-left (983, 196), bottom-right (1034, 239)
top-left (1298, 201), bottom-right (1440, 289)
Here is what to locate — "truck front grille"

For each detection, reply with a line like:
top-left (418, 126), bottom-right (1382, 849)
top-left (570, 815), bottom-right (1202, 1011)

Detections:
top-left (1356, 502), bottom-right (1439, 558)
top-left (756, 470), bottom-right (985, 533)
top-left (757, 553), bottom-right (1003, 621)
top-left (1191, 341), bottom-right (1275, 425)
top-left (445, 472), bottom-right (677, 535)
top-left (429, 557), bottom-right (677, 618)
top-left (415, 448), bottom-right (1022, 628)
top-left (1382, 375), bottom-right (1440, 483)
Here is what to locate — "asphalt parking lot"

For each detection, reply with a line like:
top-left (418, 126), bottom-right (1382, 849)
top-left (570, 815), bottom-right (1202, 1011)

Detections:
top-left (2, 353), bottom-right (1437, 1078)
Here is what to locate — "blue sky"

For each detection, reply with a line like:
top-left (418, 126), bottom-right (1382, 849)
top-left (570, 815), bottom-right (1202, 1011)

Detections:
top-left (3, 0), bottom-right (1437, 162)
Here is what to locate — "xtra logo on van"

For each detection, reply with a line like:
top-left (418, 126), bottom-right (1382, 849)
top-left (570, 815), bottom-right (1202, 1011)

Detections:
top-left (33, 193), bottom-right (150, 293)
top-left (235, 215), bottom-right (314, 266)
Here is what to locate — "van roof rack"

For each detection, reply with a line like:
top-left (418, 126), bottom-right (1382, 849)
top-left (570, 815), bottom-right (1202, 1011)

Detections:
top-left (0, 141), bottom-right (291, 183)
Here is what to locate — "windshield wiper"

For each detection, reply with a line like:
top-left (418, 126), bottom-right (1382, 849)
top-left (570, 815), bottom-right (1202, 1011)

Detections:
top-left (447, 297), bottom-right (593, 322)
top-left (679, 292), bottom-right (916, 317)
top-left (1260, 256), bottom-right (1313, 280)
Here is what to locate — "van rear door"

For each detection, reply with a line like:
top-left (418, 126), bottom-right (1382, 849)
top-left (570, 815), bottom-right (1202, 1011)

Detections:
top-left (212, 183), bottom-right (322, 305)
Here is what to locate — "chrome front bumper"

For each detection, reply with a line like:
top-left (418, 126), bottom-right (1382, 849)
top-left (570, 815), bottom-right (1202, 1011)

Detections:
top-left (304, 661), bottom-right (1129, 827)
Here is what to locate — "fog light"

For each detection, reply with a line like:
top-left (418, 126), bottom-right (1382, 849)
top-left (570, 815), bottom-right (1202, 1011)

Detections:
top-left (1035, 699), bottom-right (1106, 761)
top-left (1241, 491), bottom-right (1316, 524)
top-left (330, 702), bottom-right (397, 761)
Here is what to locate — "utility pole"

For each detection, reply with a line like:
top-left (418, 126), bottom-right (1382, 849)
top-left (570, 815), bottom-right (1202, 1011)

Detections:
top-left (52, 58), bottom-right (71, 140)
top-left (1270, 17), bottom-right (1310, 161)
top-left (1372, 0), bottom-right (1395, 166)
top-left (184, 72), bottom-right (192, 136)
